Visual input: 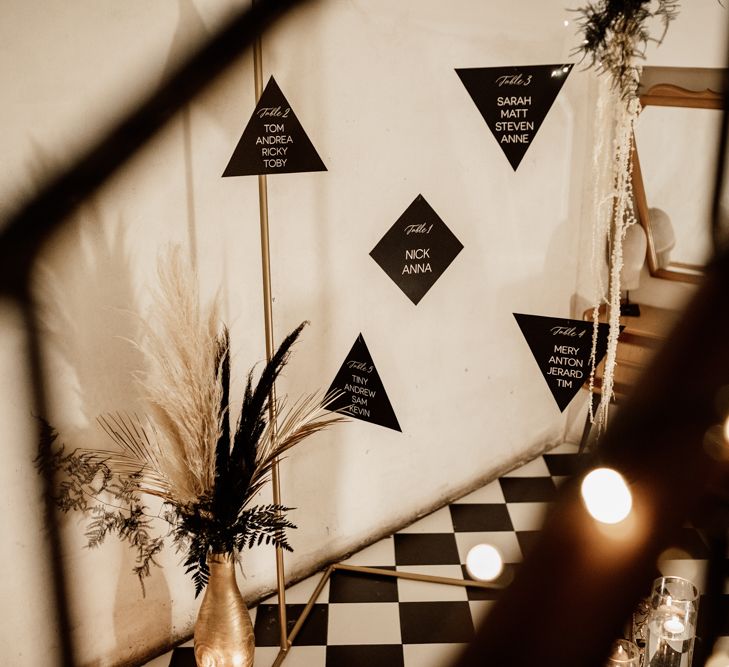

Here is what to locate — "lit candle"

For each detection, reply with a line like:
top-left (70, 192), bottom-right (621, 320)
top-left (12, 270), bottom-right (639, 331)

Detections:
top-left (663, 615), bottom-right (685, 634)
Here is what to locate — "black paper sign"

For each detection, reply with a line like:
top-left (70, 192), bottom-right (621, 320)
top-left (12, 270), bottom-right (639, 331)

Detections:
top-left (513, 313), bottom-right (614, 412)
top-left (456, 64), bottom-right (573, 171)
top-left (370, 195), bottom-right (463, 305)
top-left (222, 76), bottom-right (326, 176)
top-left (326, 334), bottom-right (401, 432)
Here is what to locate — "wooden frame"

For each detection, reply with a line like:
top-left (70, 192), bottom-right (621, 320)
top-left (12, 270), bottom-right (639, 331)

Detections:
top-left (631, 83), bottom-right (722, 284)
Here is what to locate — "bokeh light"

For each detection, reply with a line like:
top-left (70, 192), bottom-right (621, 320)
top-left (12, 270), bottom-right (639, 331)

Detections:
top-left (466, 544), bottom-right (503, 581)
top-left (580, 467), bottom-right (633, 524)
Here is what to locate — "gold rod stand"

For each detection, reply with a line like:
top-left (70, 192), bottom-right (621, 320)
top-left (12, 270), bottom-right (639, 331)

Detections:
top-left (248, 10), bottom-right (500, 666)
top-left (272, 563), bottom-right (505, 664)
top-left (334, 563), bottom-right (503, 589)
top-left (252, 18), bottom-right (288, 653)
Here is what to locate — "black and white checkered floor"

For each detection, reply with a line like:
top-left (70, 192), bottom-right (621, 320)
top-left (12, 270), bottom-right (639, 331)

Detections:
top-left (145, 443), bottom-right (729, 667)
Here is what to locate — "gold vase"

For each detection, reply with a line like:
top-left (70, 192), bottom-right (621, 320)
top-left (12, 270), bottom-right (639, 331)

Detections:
top-left (194, 552), bottom-right (255, 667)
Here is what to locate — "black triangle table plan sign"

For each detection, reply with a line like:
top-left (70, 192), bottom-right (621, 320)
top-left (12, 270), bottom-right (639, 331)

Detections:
top-left (513, 313), bottom-right (614, 412)
top-left (325, 334), bottom-right (401, 432)
top-left (222, 76), bottom-right (327, 176)
top-left (456, 64), bottom-right (573, 171)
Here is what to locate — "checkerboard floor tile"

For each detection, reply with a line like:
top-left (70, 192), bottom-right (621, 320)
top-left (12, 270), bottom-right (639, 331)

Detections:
top-left (394, 533), bottom-right (460, 566)
top-left (329, 567), bottom-right (398, 603)
top-left (395, 565), bottom-right (468, 602)
top-left (449, 503), bottom-right (512, 532)
top-left (146, 444), bottom-right (729, 666)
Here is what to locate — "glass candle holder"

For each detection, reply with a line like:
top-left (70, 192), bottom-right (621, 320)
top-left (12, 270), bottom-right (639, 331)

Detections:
top-left (605, 639), bottom-right (642, 666)
top-left (645, 576), bottom-right (699, 667)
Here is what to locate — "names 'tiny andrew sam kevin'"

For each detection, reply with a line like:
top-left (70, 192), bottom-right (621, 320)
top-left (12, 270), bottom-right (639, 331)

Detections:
top-left (343, 360), bottom-right (375, 418)
top-left (255, 105), bottom-right (292, 169)
top-left (546, 326), bottom-right (586, 389)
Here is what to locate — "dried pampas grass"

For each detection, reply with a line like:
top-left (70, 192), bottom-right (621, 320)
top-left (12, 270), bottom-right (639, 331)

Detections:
top-left (136, 246), bottom-right (223, 505)
top-left (42, 245), bottom-right (348, 594)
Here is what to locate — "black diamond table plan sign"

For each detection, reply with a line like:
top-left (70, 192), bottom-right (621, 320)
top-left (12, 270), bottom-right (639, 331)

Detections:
top-left (513, 313), bottom-right (613, 412)
top-left (222, 76), bottom-right (326, 176)
top-left (326, 334), bottom-right (401, 432)
top-left (456, 64), bottom-right (573, 170)
top-left (370, 194), bottom-right (463, 305)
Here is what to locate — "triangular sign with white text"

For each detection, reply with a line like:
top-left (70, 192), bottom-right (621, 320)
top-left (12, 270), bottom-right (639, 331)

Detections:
top-left (325, 334), bottom-right (401, 432)
top-left (456, 64), bottom-right (573, 170)
top-left (514, 313), bottom-right (613, 412)
top-left (223, 76), bottom-right (327, 176)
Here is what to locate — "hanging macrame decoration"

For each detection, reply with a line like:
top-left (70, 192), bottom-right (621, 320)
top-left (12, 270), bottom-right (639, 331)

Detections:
top-left (575, 0), bottom-right (680, 432)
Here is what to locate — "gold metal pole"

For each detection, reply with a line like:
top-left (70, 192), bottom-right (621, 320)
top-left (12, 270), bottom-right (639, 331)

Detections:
top-left (252, 15), bottom-right (288, 653)
top-left (333, 563), bottom-right (504, 589)
top-left (248, 8), bottom-right (502, 664)
top-left (272, 565), bottom-right (334, 666)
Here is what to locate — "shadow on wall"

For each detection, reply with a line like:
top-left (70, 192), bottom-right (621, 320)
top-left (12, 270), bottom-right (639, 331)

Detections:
top-left (496, 212), bottom-right (592, 437)
top-left (32, 201), bottom-right (174, 662)
top-left (25, 4), bottom-right (219, 653)
top-left (496, 79), bottom-right (595, 445)
top-left (34, 206), bottom-right (144, 423)
top-left (162, 0), bottom-right (213, 271)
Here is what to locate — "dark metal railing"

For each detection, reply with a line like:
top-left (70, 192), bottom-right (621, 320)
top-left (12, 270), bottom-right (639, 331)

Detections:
top-left (1, 2), bottom-right (310, 665)
top-left (2, 2), bottom-right (728, 665)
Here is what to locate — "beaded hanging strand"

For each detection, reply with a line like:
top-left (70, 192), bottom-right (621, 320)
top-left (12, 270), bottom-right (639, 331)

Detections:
top-left (595, 77), bottom-right (641, 430)
top-left (586, 75), bottom-right (615, 425)
top-left (575, 0), bottom-right (679, 432)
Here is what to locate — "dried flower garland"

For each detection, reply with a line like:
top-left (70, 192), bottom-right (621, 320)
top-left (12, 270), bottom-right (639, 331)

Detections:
top-left (575, 0), bottom-right (679, 96)
top-left (587, 77), bottom-right (641, 429)
top-left (574, 1), bottom-right (679, 431)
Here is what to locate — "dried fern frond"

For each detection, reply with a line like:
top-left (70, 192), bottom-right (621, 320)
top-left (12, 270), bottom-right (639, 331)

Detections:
top-left (136, 247), bottom-right (223, 505)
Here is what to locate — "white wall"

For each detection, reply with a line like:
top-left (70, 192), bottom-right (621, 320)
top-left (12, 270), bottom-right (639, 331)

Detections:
top-left (631, 0), bottom-right (727, 311)
top-left (261, 0), bottom-right (588, 581)
top-left (0, 1), bottom-right (723, 665)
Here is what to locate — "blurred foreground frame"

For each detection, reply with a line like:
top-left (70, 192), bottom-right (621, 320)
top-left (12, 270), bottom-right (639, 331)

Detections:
top-left (0, 1), bottom-right (313, 665)
top-left (456, 235), bottom-right (729, 664)
top-left (2, 2), bottom-right (729, 666)
top-left (454, 65), bottom-right (729, 667)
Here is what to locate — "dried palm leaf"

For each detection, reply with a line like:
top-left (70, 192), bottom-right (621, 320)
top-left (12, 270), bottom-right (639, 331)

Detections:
top-left (244, 390), bottom-right (348, 505)
top-left (92, 412), bottom-right (173, 500)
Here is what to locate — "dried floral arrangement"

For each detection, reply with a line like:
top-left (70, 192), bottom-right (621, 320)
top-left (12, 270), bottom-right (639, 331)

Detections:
top-left (37, 248), bottom-right (346, 595)
top-left (574, 0), bottom-right (680, 96)
top-left (572, 0), bottom-right (681, 431)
